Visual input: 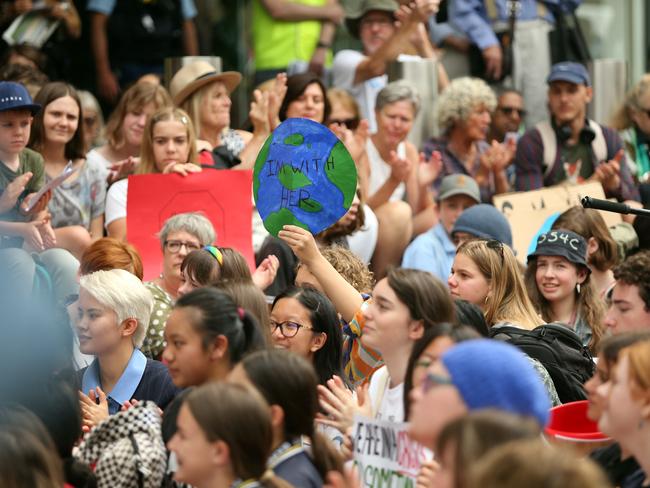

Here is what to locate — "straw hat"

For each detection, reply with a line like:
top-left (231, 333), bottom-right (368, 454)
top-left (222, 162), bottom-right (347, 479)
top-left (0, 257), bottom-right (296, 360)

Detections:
top-left (169, 61), bottom-right (242, 106)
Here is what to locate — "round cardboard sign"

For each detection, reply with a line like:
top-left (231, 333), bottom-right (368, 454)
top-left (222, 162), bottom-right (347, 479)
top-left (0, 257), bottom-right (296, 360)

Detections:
top-left (253, 118), bottom-right (358, 236)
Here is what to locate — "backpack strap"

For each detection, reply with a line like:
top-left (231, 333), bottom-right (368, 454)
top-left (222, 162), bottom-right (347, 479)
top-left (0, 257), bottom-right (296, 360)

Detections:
top-left (371, 367), bottom-right (390, 418)
top-left (587, 119), bottom-right (608, 163)
top-left (535, 121), bottom-right (557, 177)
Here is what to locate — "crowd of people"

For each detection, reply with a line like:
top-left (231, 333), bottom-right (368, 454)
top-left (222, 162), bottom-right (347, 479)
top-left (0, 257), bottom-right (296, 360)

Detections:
top-left (1, 0), bottom-right (650, 487)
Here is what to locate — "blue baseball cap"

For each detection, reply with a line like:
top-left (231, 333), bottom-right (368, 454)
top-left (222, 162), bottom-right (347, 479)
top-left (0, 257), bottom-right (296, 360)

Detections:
top-left (547, 62), bottom-right (591, 87)
top-left (0, 82), bottom-right (40, 115)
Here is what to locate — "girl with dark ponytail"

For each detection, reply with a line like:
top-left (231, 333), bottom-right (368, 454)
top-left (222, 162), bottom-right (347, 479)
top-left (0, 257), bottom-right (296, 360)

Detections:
top-left (229, 349), bottom-right (344, 487)
top-left (168, 382), bottom-right (293, 488)
top-left (162, 287), bottom-right (266, 388)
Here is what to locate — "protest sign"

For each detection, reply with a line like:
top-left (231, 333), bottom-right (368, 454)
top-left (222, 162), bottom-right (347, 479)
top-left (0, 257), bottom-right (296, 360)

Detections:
top-left (253, 118), bottom-right (357, 236)
top-left (126, 170), bottom-right (253, 281)
top-left (24, 161), bottom-right (77, 212)
top-left (352, 415), bottom-right (429, 488)
top-left (493, 182), bottom-right (621, 259)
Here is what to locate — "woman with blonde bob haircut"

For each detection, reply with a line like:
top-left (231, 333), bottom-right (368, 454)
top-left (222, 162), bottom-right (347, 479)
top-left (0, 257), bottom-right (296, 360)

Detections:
top-left (76, 269), bottom-right (178, 431)
top-left (449, 239), bottom-right (541, 330)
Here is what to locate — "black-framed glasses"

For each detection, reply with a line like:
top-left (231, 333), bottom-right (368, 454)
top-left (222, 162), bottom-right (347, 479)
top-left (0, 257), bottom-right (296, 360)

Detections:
top-left (328, 118), bottom-right (360, 130)
top-left (270, 320), bottom-right (314, 338)
top-left (421, 372), bottom-right (454, 393)
top-left (164, 240), bottom-right (201, 253)
top-left (497, 106), bottom-right (527, 118)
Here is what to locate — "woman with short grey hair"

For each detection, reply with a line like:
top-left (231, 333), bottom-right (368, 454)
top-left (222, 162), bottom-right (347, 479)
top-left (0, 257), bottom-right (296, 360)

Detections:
top-left (422, 77), bottom-right (512, 202)
top-left (142, 212), bottom-right (215, 358)
top-left (365, 80), bottom-right (435, 278)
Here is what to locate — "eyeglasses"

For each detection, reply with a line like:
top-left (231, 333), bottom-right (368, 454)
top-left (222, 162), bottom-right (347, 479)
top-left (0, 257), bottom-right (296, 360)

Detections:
top-left (497, 106), bottom-right (527, 118)
top-left (269, 320), bottom-right (314, 338)
top-left (164, 240), bottom-right (201, 253)
top-left (83, 116), bottom-right (97, 126)
top-left (328, 118), bottom-right (360, 130)
top-left (421, 372), bottom-right (454, 393)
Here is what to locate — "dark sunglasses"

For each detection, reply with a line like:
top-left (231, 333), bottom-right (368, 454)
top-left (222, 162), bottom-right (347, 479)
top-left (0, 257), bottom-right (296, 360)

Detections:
top-left (498, 106), bottom-right (527, 117)
top-left (328, 118), bottom-right (360, 130)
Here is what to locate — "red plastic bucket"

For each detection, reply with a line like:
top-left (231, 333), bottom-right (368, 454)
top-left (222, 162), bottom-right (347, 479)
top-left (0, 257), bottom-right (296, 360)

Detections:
top-left (544, 400), bottom-right (611, 454)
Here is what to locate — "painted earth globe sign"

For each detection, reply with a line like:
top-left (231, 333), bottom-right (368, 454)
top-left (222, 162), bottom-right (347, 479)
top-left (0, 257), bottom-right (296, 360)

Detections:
top-left (253, 118), bottom-right (358, 236)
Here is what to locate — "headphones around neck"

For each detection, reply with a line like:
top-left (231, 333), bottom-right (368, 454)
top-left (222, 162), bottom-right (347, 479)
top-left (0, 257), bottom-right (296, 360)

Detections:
top-left (554, 118), bottom-right (596, 145)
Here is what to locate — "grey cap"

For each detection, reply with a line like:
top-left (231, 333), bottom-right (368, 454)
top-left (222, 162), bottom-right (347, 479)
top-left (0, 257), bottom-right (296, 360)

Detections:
top-left (437, 174), bottom-right (481, 203)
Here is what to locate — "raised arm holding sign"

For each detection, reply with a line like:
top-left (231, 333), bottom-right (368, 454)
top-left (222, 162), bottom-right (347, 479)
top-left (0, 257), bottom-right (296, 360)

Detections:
top-left (253, 118), bottom-right (358, 237)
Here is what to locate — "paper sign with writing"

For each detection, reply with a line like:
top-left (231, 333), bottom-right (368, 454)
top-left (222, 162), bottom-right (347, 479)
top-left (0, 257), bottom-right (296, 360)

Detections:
top-left (493, 182), bottom-right (620, 260)
top-left (352, 415), bottom-right (430, 488)
top-left (126, 170), bottom-right (253, 281)
top-left (253, 118), bottom-right (357, 236)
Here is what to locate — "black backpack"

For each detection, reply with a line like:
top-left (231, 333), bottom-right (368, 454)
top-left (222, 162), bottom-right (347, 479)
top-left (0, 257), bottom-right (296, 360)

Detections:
top-left (489, 323), bottom-right (595, 404)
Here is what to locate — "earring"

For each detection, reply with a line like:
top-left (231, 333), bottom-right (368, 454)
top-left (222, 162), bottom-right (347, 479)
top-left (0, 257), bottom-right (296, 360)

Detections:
top-left (485, 295), bottom-right (489, 305)
top-left (576, 283), bottom-right (581, 294)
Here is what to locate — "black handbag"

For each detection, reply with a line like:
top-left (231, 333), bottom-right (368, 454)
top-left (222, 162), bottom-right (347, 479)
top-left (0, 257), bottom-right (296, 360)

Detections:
top-left (547, 4), bottom-right (591, 64)
top-left (468, 1), bottom-right (517, 83)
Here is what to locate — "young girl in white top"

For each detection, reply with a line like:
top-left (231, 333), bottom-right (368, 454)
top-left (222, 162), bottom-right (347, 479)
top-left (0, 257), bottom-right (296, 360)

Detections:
top-left (361, 268), bottom-right (456, 421)
top-left (105, 107), bottom-right (201, 240)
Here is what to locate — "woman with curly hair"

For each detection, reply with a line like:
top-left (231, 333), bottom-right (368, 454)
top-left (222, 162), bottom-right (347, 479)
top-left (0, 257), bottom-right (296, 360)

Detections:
top-left (422, 77), bottom-right (514, 202)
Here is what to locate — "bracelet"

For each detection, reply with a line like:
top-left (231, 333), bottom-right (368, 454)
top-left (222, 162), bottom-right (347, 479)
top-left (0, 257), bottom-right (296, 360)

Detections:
top-left (316, 41), bottom-right (331, 49)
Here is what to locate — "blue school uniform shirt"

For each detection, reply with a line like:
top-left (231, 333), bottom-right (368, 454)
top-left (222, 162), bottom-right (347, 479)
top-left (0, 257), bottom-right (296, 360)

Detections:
top-left (402, 223), bottom-right (456, 283)
top-left (80, 349), bottom-right (179, 414)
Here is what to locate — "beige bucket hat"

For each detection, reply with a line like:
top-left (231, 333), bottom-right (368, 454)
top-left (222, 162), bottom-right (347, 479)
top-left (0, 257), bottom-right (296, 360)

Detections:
top-left (169, 60), bottom-right (242, 106)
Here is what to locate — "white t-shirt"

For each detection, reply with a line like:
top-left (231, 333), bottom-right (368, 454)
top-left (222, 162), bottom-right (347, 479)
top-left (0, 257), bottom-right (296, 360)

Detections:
top-left (104, 178), bottom-right (128, 227)
top-left (368, 366), bottom-right (404, 423)
top-left (366, 138), bottom-right (406, 202)
top-left (332, 49), bottom-right (387, 133)
top-left (346, 203), bottom-right (378, 264)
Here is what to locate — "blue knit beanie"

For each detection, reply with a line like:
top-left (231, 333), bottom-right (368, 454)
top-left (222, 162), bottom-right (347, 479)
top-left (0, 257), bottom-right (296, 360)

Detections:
top-left (451, 204), bottom-right (513, 247)
top-left (441, 339), bottom-right (550, 427)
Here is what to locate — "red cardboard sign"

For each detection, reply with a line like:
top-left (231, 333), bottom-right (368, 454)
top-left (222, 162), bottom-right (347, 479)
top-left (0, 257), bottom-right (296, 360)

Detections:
top-left (126, 170), bottom-right (253, 281)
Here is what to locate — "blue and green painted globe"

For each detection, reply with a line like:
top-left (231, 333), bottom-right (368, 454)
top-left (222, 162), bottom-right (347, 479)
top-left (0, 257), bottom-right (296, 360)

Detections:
top-left (253, 118), bottom-right (358, 236)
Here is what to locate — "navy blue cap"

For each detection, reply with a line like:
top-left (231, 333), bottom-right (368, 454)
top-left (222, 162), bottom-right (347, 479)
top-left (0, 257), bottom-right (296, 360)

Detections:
top-left (0, 82), bottom-right (40, 115)
top-left (527, 229), bottom-right (589, 268)
top-left (547, 62), bottom-right (591, 87)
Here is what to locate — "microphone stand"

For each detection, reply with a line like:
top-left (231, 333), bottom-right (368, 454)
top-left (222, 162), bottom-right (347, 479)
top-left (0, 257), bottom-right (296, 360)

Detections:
top-left (581, 197), bottom-right (650, 219)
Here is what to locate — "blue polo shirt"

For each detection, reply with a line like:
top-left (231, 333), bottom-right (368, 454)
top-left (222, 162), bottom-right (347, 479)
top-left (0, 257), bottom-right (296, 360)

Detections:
top-left (402, 223), bottom-right (456, 284)
top-left (80, 349), bottom-right (179, 414)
